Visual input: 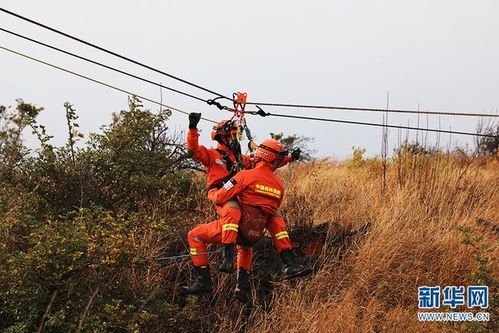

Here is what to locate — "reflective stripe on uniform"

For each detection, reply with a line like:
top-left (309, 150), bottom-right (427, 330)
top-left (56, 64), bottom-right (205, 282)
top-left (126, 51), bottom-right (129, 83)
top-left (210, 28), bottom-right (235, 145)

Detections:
top-left (222, 223), bottom-right (239, 232)
top-left (190, 248), bottom-right (197, 255)
top-left (275, 231), bottom-right (289, 240)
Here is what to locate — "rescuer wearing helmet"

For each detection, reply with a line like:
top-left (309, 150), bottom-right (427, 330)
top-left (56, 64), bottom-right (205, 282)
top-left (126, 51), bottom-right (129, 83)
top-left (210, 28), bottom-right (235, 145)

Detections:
top-left (186, 114), bottom-right (250, 274)
top-left (181, 139), bottom-right (311, 302)
top-left (186, 113), bottom-right (299, 274)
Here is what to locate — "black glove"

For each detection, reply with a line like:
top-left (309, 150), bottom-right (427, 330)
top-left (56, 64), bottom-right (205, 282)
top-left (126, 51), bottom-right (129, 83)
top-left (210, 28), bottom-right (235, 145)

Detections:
top-left (291, 148), bottom-right (301, 161)
top-left (188, 112), bottom-right (201, 129)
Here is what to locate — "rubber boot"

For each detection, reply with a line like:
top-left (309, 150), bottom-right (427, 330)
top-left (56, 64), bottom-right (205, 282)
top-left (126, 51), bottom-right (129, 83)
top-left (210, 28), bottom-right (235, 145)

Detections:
top-left (218, 244), bottom-right (235, 273)
top-left (180, 266), bottom-right (212, 296)
top-left (234, 269), bottom-right (250, 303)
top-left (280, 249), bottom-right (312, 279)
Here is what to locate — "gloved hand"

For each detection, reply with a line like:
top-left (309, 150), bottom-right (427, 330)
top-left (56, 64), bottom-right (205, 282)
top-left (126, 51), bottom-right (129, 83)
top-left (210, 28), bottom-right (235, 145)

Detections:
top-left (189, 112), bottom-right (201, 129)
top-left (291, 148), bottom-right (301, 161)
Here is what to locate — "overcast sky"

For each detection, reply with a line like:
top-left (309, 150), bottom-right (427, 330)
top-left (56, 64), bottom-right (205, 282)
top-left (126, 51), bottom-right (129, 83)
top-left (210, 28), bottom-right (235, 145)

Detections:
top-left (1, 0), bottom-right (498, 158)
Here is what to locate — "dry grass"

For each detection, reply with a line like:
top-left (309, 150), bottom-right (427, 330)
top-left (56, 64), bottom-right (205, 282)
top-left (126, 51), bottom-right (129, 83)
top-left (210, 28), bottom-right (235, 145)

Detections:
top-left (245, 154), bottom-right (498, 333)
top-left (124, 154), bottom-right (498, 332)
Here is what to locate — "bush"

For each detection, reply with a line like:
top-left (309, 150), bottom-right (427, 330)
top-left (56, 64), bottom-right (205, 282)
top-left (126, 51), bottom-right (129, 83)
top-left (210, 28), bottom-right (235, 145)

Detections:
top-left (475, 121), bottom-right (498, 156)
top-left (0, 97), bottom-right (208, 332)
top-left (0, 207), bottom-right (203, 332)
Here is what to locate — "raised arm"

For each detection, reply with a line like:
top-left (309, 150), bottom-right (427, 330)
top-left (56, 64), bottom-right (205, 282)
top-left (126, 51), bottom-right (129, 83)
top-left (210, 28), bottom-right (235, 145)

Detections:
top-left (186, 113), bottom-right (211, 166)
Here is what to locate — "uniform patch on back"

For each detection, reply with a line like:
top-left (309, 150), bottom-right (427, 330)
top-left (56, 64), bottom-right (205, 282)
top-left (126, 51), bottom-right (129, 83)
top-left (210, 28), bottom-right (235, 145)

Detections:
top-left (223, 179), bottom-right (237, 191)
top-left (255, 184), bottom-right (281, 198)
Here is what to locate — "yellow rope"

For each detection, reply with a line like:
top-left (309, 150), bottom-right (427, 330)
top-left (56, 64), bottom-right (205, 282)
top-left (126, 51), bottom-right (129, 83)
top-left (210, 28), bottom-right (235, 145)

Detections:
top-left (0, 44), bottom-right (217, 123)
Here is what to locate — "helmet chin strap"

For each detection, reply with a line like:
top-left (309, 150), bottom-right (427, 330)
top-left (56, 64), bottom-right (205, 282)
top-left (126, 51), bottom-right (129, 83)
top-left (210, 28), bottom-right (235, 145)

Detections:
top-left (272, 156), bottom-right (285, 171)
top-left (256, 156), bottom-right (283, 171)
top-left (216, 135), bottom-right (231, 148)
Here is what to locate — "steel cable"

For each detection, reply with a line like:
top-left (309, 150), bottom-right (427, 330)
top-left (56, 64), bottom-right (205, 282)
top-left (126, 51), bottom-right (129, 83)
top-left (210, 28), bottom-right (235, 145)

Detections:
top-left (0, 27), bottom-right (209, 103)
top-left (0, 7), bottom-right (232, 101)
top-left (254, 112), bottom-right (497, 138)
top-left (0, 44), bottom-right (217, 123)
top-left (247, 101), bottom-right (499, 118)
top-left (2, 6), bottom-right (498, 118)
top-left (1, 44), bottom-right (495, 138)
top-left (2, 7), bottom-right (499, 118)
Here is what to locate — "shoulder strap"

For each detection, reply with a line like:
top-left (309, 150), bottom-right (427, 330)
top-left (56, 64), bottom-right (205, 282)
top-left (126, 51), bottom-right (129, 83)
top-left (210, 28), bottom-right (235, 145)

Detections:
top-left (206, 149), bottom-right (236, 191)
top-left (209, 148), bottom-right (246, 191)
top-left (215, 149), bottom-right (236, 176)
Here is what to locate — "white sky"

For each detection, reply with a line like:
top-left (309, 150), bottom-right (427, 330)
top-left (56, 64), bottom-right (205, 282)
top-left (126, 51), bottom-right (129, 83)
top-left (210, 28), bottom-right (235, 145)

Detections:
top-left (1, 0), bottom-right (498, 158)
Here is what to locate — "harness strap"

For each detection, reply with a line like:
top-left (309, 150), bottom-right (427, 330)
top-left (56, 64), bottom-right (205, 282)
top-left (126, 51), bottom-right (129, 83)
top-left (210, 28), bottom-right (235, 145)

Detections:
top-left (207, 149), bottom-right (239, 191)
top-left (215, 149), bottom-right (235, 175)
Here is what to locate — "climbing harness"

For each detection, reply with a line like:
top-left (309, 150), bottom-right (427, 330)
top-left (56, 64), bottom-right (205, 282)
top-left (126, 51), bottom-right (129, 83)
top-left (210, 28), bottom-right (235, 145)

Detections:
top-left (207, 148), bottom-right (238, 191)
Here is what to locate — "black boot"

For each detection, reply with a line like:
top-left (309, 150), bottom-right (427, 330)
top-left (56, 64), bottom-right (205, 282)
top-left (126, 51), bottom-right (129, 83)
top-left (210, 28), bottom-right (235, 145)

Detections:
top-left (218, 244), bottom-right (235, 273)
top-left (234, 269), bottom-right (251, 303)
top-left (180, 266), bottom-right (212, 296)
top-left (280, 249), bottom-right (312, 280)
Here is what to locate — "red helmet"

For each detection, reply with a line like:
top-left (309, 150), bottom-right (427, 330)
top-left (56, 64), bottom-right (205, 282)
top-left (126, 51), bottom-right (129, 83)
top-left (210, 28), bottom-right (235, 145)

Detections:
top-left (255, 139), bottom-right (288, 163)
top-left (211, 120), bottom-right (236, 141)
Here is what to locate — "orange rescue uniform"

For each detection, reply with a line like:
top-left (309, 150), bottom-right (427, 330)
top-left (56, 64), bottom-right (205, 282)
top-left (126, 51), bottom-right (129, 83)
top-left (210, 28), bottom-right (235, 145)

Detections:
top-left (187, 128), bottom-right (251, 188)
top-left (188, 162), bottom-right (291, 271)
top-left (187, 128), bottom-right (292, 249)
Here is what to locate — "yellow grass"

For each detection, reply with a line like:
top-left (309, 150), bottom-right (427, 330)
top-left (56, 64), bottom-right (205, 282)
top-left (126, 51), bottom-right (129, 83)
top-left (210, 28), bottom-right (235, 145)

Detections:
top-left (244, 154), bottom-right (498, 333)
top-left (125, 154), bottom-right (498, 332)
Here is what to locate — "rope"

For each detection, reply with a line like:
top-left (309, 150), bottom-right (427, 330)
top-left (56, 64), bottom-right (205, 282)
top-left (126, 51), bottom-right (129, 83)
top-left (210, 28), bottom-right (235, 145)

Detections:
top-left (138, 247), bottom-right (249, 264)
top-left (0, 7), bottom-right (232, 101)
top-left (2, 42), bottom-right (494, 138)
top-left (1, 44), bottom-right (496, 138)
top-left (247, 101), bottom-right (499, 118)
top-left (0, 44), bottom-right (217, 123)
top-left (284, 161), bottom-right (296, 189)
top-left (3, 7), bottom-right (497, 118)
top-left (0, 27), bottom-right (208, 104)
top-left (3, 9), bottom-right (498, 119)
top-left (254, 112), bottom-right (497, 138)
top-left (155, 250), bottom-right (221, 263)
top-left (134, 249), bottom-right (221, 265)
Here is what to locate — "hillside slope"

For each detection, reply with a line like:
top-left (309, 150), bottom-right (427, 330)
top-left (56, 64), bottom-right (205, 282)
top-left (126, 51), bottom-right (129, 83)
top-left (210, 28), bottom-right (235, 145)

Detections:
top-left (1, 101), bottom-right (497, 332)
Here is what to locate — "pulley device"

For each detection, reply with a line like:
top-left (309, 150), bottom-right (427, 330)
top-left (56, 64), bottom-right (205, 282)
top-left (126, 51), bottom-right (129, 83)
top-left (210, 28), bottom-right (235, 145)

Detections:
top-left (224, 92), bottom-right (250, 171)
top-left (230, 92), bottom-right (259, 152)
top-left (220, 92), bottom-right (259, 168)
top-left (208, 92), bottom-right (272, 170)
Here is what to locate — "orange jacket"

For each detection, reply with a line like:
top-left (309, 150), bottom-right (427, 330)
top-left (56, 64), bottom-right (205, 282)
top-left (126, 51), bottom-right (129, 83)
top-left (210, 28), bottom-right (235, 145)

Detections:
top-left (187, 128), bottom-right (292, 189)
top-left (208, 162), bottom-right (284, 215)
top-left (187, 129), bottom-right (251, 188)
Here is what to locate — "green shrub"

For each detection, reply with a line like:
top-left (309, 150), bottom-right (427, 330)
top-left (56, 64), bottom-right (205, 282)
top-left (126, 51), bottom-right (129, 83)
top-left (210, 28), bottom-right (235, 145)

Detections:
top-left (0, 97), bottom-right (207, 332)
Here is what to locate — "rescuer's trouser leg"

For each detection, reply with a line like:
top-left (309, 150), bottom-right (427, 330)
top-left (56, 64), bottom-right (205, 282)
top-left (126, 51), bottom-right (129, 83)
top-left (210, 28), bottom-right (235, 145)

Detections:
top-left (266, 214), bottom-right (292, 252)
top-left (234, 268), bottom-right (251, 303)
top-left (236, 245), bottom-right (253, 272)
top-left (187, 219), bottom-right (223, 266)
top-left (180, 265), bottom-right (212, 296)
top-left (267, 214), bottom-right (312, 279)
top-left (216, 201), bottom-right (241, 244)
top-left (234, 245), bottom-right (253, 302)
top-left (187, 215), bottom-right (239, 273)
top-left (216, 201), bottom-right (240, 273)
